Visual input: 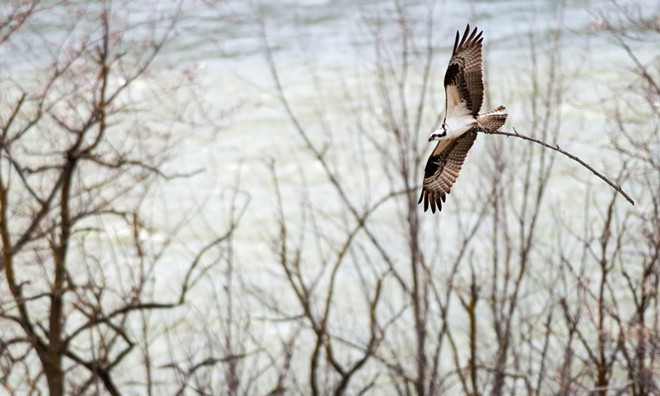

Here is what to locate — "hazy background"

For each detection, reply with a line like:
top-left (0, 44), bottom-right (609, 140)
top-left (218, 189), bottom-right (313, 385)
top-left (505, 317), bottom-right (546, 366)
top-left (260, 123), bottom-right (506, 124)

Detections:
top-left (0, 0), bottom-right (658, 394)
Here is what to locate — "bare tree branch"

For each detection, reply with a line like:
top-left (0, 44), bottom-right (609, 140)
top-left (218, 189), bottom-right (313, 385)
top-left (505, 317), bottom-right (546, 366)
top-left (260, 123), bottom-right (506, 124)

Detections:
top-left (481, 128), bottom-right (635, 206)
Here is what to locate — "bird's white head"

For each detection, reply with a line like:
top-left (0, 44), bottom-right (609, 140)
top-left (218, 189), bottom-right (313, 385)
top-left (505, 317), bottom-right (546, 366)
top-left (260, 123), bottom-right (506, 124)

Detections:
top-left (428, 121), bottom-right (448, 142)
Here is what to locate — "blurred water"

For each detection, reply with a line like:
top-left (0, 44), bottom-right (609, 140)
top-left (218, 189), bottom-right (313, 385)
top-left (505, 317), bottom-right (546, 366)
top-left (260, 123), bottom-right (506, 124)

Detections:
top-left (156, 0), bottom-right (658, 265)
top-left (2, 0), bottom-right (659, 392)
top-left (3, 0), bottom-right (657, 282)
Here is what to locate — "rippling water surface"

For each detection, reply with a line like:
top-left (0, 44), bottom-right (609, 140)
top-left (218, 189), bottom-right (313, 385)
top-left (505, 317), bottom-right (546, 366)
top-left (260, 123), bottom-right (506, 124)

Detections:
top-left (2, 0), bottom-right (658, 391)
top-left (159, 0), bottom-right (658, 266)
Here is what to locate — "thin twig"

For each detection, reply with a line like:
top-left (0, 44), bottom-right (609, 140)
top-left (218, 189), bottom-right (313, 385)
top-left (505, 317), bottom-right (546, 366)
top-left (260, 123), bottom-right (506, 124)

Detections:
top-left (480, 128), bottom-right (635, 206)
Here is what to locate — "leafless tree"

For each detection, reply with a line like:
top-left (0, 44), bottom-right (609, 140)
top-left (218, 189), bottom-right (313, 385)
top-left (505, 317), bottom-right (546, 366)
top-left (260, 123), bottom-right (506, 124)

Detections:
top-left (0, 1), bottom-right (240, 394)
top-left (255, 1), bottom-right (658, 395)
top-left (2, 1), bottom-right (657, 395)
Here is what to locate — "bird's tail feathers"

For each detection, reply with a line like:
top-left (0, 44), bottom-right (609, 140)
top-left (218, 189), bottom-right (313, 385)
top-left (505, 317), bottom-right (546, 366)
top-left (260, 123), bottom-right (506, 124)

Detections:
top-left (478, 105), bottom-right (507, 132)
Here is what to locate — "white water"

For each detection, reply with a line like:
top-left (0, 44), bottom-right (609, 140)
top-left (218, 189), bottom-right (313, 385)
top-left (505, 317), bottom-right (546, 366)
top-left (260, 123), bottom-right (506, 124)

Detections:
top-left (158, 0), bottom-right (658, 261)
top-left (2, 0), bottom-right (659, 392)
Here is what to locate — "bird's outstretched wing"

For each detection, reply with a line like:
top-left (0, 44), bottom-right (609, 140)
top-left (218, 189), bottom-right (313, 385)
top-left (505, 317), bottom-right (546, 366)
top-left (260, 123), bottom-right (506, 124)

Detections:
top-left (418, 131), bottom-right (477, 213)
top-left (444, 24), bottom-right (484, 118)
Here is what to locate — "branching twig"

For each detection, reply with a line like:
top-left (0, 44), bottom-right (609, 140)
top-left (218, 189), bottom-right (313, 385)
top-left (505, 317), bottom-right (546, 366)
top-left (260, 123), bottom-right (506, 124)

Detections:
top-left (481, 128), bottom-right (635, 206)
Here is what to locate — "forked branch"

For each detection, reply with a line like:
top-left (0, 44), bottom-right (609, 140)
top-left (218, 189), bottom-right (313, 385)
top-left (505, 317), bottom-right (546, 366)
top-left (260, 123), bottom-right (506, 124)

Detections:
top-left (481, 128), bottom-right (635, 206)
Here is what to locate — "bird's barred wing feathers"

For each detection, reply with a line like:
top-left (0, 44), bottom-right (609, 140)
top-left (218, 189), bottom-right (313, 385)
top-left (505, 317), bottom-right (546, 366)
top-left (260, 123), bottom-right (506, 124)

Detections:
top-left (418, 131), bottom-right (477, 213)
top-left (444, 24), bottom-right (484, 118)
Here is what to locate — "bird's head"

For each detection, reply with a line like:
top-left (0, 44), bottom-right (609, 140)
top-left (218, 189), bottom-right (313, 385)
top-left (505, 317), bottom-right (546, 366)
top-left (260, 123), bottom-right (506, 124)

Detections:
top-left (428, 121), bottom-right (448, 142)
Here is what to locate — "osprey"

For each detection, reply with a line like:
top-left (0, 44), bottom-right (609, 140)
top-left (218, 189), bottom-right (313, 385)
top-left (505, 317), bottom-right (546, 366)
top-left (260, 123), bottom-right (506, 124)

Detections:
top-left (419, 24), bottom-right (508, 213)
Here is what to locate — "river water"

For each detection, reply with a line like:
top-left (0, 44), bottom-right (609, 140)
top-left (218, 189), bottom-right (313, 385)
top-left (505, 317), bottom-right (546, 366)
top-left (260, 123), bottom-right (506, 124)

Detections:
top-left (159, 0), bottom-right (658, 264)
top-left (2, 0), bottom-right (659, 392)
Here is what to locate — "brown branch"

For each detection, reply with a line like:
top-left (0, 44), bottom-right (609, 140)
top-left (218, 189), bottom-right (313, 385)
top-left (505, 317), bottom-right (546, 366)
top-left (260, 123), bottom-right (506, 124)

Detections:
top-left (480, 128), bottom-right (635, 206)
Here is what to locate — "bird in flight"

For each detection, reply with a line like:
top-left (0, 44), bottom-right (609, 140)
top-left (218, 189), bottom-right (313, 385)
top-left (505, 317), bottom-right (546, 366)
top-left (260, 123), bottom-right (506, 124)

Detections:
top-left (419, 24), bottom-right (508, 213)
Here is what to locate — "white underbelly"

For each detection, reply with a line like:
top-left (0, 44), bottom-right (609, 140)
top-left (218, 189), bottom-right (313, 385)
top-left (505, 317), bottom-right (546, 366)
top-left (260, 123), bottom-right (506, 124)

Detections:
top-left (445, 115), bottom-right (476, 138)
